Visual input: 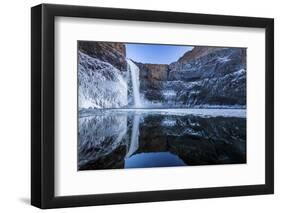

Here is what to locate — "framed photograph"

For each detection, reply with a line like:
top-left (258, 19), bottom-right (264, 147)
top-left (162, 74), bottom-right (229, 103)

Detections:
top-left (31, 4), bottom-right (274, 209)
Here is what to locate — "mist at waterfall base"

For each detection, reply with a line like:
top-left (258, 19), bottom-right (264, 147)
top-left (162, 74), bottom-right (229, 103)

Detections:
top-left (78, 42), bottom-right (246, 170)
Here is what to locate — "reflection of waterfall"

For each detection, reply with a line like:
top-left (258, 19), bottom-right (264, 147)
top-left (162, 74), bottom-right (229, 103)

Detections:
top-left (126, 114), bottom-right (140, 158)
top-left (127, 59), bottom-right (142, 107)
top-left (79, 109), bottom-right (246, 170)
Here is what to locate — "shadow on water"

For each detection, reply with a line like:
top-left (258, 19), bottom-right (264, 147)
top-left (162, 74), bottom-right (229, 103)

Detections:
top-left (78, 109), bottom-right (246, 170)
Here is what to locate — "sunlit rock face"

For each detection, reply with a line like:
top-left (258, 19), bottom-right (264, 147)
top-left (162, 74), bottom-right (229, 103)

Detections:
top-left (168, 47), bottom-right (246, 80)
top-left (78, 41), bottom-right (127, 71)
top-left (133, 62), bottom-right (169, 103)
top-left (177, 46), bottom-right (225, 64)
top-left (78, 51), bottom-right (128, 109)
top-left (136, 47), bottom-right (246, 107)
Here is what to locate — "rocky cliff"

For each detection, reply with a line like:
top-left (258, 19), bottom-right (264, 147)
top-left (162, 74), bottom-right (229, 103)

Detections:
top-left (78, 51), bottom-right (128, 109)
top-left (137, 46), bottom-right (246, 107)
top-left (78, 41), bottom-right (127, 71)
top-left (134, 62), bottom-right (169, 103)
top-left (78, 41), bottom-right (246, 109)
top-left (78, 41), bottom-right (130, 109)
top-left (177, 46), bottom-right (224, 64)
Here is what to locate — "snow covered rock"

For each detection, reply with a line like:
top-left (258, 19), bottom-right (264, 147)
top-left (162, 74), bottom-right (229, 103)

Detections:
top-left (136, 47), bottom-right (246, 107)
top-left (78, 51), bottom-right (128, 109)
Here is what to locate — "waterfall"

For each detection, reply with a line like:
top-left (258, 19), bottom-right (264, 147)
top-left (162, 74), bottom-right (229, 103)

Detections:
top-left (126, 114), bottom-right (140, 158)
top-left (127, 59), bottom-right (142, 108)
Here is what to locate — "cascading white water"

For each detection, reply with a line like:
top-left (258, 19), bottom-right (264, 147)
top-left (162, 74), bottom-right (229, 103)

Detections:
top-left (126, 114), bottom-right (140, 158)
top-left (127, 59), bottom-right (142, 108)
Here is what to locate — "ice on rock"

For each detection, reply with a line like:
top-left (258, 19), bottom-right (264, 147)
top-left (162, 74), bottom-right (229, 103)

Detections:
top-left (78, 51), bottom-right (128, 109)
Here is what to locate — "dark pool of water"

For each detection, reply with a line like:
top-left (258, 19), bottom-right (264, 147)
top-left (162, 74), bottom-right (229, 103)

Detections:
top-left (125, 152), bottom-right (186, 168)
top-left (78, 109), bottom-right (246, 170)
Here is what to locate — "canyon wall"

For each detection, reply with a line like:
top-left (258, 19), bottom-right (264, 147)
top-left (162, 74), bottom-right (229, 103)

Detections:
top-left (137, 46), bottom-right (246, 107)
top-left (78, 41), bottom-right (246, 109)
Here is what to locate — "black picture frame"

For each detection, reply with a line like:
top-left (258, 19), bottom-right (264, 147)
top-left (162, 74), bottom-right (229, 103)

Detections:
top-left (31, 3), bottom-right (274, 209)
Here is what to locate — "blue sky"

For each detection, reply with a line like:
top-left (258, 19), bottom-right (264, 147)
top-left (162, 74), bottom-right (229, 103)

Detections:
top-left (126, 43), bottom-right (193, 64)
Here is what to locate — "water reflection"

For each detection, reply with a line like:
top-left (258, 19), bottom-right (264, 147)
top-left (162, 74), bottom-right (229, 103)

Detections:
top-left (78, 109), bottom-right (246, 170)
top-left (125, 152), bottom-right (186, 168)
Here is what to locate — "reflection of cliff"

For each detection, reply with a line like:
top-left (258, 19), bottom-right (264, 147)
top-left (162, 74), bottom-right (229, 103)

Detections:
top-left (78, 113), bottom-right (128, 170)
top-left (78, 112), bottom-right (246, 170)
top-left (139, 114), bottom-right (246, 165)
